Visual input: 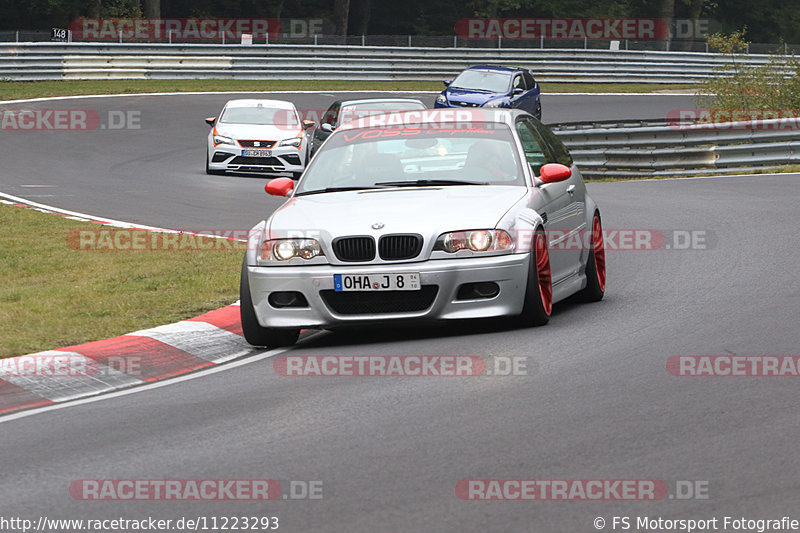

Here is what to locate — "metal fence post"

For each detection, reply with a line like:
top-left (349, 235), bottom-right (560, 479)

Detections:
top-left (584, 37), bottom-right (587, 49)
top-left (540, 35), bottom-right (544, 48)
top-left (362, 34), bottom-right (365, 46)
top-left (454, 35), bottom-right (457, 48)
top-left (408, 35), bottom-right (411, 46)
top-left (15, 30), bottom-right (18, 43)
top-left (498, 36), bottom-right (501, 48)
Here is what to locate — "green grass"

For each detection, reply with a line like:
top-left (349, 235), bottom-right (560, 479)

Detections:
top-left (0, 79), bottom-right (701, 101)
top-left (0, 204), bottom-right (244, 357)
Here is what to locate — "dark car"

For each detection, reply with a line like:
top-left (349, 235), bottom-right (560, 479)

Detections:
top-left (434, 65), bottom-right (542, 120)
top-left (311, 97), bottom-right (427, 155)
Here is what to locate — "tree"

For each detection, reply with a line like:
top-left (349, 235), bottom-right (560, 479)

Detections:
top-left (334, 0), bottom-right (350, 36)
top-left (659, 0), bottom-right (675, 50)
top-left (144, 0), bottom-right (160, 18)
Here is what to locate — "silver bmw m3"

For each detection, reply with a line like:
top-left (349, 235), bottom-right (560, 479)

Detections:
top-left (240, 109), bottom-right (606, 347)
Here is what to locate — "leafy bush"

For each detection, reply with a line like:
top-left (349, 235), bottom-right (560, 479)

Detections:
top-left (697, 30), bottom-right (800, 112)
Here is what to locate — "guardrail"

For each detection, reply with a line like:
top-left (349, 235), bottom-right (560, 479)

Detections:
top-left (551, 118), bottom-right (800, 179)
top-left (0, 42), bottom-right (784, 83)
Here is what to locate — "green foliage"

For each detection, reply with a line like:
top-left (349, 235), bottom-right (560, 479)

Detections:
top-left (100, 0), bottom-right (142, 17)
top-left (698, 29), bottom-right (800, 113)
top-left (706, 27), bottom-right (748, 54)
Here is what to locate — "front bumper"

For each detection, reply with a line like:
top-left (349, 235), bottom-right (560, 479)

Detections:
top-left (246, 253), bottom-right (530, 328)
top-left (209, 145), bottom-right (304, 174)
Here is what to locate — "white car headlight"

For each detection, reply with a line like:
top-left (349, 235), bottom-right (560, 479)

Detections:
top-left (260, 238), bottom-right (323, 262)
top-left (434, 230), bottom-right (514, 254)
top-left (213, 135), bottom-right (234, 146)
top-left (482, 99), bottom-right (506, 108)
top-left (435, 94), bottom-right (447, 105)
top-left (278, 137), bottom-right (302, 148)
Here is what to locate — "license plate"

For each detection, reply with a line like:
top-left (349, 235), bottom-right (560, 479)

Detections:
top-left (334, 273), bottom-right (420, 292)
top-left (242, 149), bottom-right (271, 157)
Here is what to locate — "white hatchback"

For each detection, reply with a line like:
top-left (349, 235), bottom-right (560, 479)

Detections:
top-left (205, 99), bottom-right (314, 178)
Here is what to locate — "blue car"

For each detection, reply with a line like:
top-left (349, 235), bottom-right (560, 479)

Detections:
top-left (434, 65), bottom-right (542, 120)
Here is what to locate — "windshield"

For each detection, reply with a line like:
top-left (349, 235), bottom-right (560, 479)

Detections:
top-left (219, 106), bottom-right (299, 126)
top-left (338, 101), bottom-right (426, 125)
top-left (296, 123), bottom-right (525, 195)
top-left (450, 71), bottom-right (512, 93)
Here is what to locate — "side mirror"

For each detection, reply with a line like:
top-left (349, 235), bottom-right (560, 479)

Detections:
top-left (204, 116), bottom-right (216, 126)
top-left (321, 123), bottom-right (334, 133)
top-left (302, 119), bottom-right (315, 130)
top-left (513, 88), bottom-right (524, 95)
top-left (443, 80), bottom-right (450, 87)
top-left (539, 163), bottom-right (572, 184)
top-left (265, 177), bottom-right (294, 197)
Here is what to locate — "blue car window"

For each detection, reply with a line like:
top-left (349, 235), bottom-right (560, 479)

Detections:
top-left (523, 71), bottom-right (536, 89)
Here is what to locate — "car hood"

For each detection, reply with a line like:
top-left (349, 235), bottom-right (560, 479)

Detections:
top-left (444, 88), bottom-right (506, 105)
top-left (269, 186), bottom-right (527, 237)
top-left (214, 123), bottom-right (301, 142)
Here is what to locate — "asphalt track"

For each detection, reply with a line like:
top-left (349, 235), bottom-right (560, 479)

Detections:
top-left (0, 92), bottom-right (694, 229)
top-left (3, 92), bottom-right (800, 532)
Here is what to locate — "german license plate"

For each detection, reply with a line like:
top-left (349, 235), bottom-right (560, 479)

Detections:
top-left (242, 149), bottom-right (271, 157)
top-left (334, 273), bottom-right (420, 292)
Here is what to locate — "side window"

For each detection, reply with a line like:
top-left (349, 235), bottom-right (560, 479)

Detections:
top-left (523, 71), bottom-right (536, 89)
top-left (532, 121), bottom-right (573, 167)
top-left (516, 120), bottom-right (549, 175)
top-left (513, 74), bottom-right (525, 91)
top-left (323, 103), bottom-right (340, 128)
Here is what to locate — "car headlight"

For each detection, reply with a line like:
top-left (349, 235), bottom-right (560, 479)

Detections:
top-left (434, 230), bottom-right (514, 254)
top-left (213, 135), bottom-right (234, 146)
top-left (435, 94), bottom-right (447, 105)
top-left (482, 99), bottom-right (507, 108)
top-left (277, 137), bottom-right (302, 148)
top-left (260, 238), bottom-right (323, 262)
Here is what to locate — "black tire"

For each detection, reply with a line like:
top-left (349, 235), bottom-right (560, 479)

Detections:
top-left (518, 227), bottom-right (552, 327)
top-left (580, 211), bottom-right (606, 302)
top-left (240, 258), bottom-right (300, 347)
top-left (206, 152), bottom-right (224, 175)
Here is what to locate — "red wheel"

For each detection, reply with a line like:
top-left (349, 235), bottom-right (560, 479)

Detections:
top-left (535, 231), bottom-right (553, 316)
top-left (581, 212), bottom-right (606, 302)
top-left (519, 227), bottom-right (552, 326)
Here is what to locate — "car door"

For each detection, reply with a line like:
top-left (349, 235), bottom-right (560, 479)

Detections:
top-left (521, 70), bottom-right (541, 117)
top-left (509, 73), bottom-right (526, 110)
top-left (531, 118), bottom-right (586, 275)
top-left (313, 102), bottom-right (340, 154)
top-left (515, 118), bottom-right (579, 283)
